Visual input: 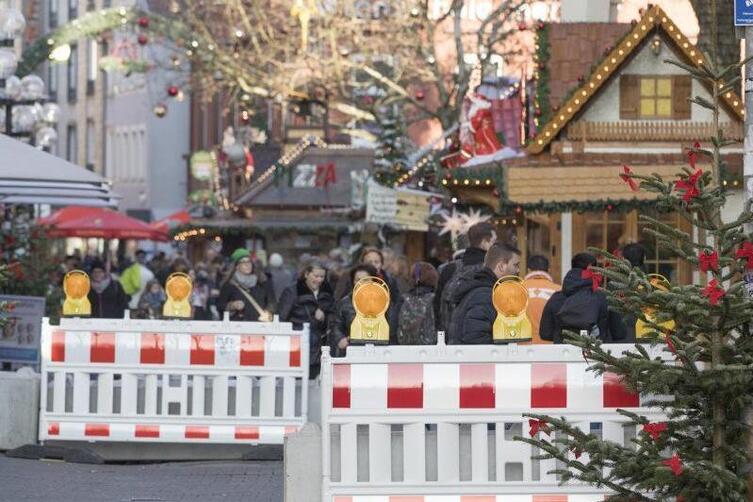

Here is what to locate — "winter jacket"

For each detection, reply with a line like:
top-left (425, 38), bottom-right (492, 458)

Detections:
top-left (330, 294), bottom-right (356, 357)
top-left (434, 247), bottom-right (486, 330)
top-left (88, 280), bottom-right (130, 319)
top-left (448, 266), bottom-right (498, 345)
top-left (539, 268), bottom-right (627, 344)
top-left (217, 276), bottom-right (276, 322)
top-left (522, 271), bottom-right (561, 344)
top-left (267, 266), bottom-right (294, 303)
top-left (278, 279), bottom-right (336, 376)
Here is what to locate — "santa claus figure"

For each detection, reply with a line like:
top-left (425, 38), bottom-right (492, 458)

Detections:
top-left (459, 68), bottom-right (503, 161)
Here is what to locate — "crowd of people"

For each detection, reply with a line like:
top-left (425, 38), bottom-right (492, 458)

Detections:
top-left (56, 222), bottom-right (648, 378)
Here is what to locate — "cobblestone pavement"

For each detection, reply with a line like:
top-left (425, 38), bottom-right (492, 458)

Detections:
top-left (0, 455), bottom-right (284, 502)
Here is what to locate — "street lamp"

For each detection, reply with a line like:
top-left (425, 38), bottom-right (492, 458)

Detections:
top-left (0, 6), bottom-right (59, 149)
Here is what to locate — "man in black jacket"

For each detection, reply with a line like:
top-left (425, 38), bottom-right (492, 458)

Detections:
top-left (449, 242), bottom-right (521, 344)
top-left (435, 221), bottom-right (498, 331)
top-left (539, 253), bottom-right (626, 344)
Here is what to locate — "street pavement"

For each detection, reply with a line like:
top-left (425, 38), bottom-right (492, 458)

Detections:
top-left (0, 455), bottom-right (284, 502)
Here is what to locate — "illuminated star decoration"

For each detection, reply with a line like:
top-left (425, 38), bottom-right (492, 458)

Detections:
top-left (674, 169), bottom-right (703, 202)
top-left (620, 165), bottom-right (639, 192)
top-left (438, 209), bottom-right (467, 241)
top-left (461, 207), bottom-right (492, 231)
top-left (701, 279), bottom-right (725, 306)
top-left (662, 453), bottom-right (683, 476)
top-left (698, 250), bottom-right (719, 273)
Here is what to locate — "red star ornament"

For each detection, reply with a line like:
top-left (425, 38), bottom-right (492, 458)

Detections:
top-left (642, 422), bottom-right (667, 441)
top-left (736, 242), bottom-right (753, 269)
top-left (674, 169), bottom-right (703, 202)
top-left (662, 454), bottom-right (683, 476)
top-left (620, 165), bottom-right (639, 192)
top-left (698, 250), bottom-right (719, 273)
top-left (581, 267), bottom-right (603, 292)
top-left (701, 279), bottom-right (725, 306)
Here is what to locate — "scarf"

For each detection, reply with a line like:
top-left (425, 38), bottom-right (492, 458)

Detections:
top-left (91, 276), bottom-right (111, 294)
top-left (233, 271), bottom-right (258, 290)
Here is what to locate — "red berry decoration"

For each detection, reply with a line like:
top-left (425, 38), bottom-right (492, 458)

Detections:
top-left (167, 86), bottom-right (179, 97)
top-left (415, 90), bottom-right (425, 101)
top-left (137, 34), bottom-right (148, 45)
top-left (515, 206), bottom-right (523, 214)
top-left (537, 21), bottom-right (545, 30)
top-left (517, 21), bottom-right (527, 31)
top-left (607, 204), bottom-right (614, 211)
top-left (138, 16), bottom-right (150, 28)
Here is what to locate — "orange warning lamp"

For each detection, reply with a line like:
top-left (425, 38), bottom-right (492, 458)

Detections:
top-left (636, 273), bottom-right (675, 339)
top-left (63, 270), bottom-right (91, 317)
top-left (350, 276), bottom-right (390, 344)
top-left (163, 272), bottom-right (193, 318)
top-left (491, 276), bottom-right (532, 343)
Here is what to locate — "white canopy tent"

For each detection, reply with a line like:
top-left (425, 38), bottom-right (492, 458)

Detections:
top-left (0, 134), bottom-right (118, 207)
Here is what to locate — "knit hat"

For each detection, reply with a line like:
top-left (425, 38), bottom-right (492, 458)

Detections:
top-left (231, 248), bottom-right (251, 263)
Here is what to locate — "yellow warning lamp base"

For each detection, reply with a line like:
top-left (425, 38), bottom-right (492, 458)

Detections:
top-left (163, 272), bottom-right (193, 319)
top-left (62, 270), bottom-right (91, 317)
top-left (636, 317), bottom-right (676, 340)
top-left (349, 315), bottom-right (390, 345)
top-left (493, 313), bottom-right (532, 344)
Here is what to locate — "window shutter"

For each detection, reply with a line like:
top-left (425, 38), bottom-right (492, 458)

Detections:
top-left (672, 75), bottom-right (692, 120)
top-left (619, 75), bottom-right (640, 119)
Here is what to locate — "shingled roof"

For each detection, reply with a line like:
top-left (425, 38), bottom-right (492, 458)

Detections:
top-left (546, 22), bottom-right (629, 111)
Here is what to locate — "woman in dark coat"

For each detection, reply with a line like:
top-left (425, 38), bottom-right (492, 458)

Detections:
top-left (278, 262), bottom-right (335, 379)
top-left (88, 260), bottom-right (130, 319)
top-left (330, 264), bottom-right (378, 357)
top-left (217, 249), bottom-right (275, 322)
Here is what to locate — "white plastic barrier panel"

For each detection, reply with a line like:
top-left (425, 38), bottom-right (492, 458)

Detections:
top-left (321, 335), bottom-right (664, 501)
top-left (39, 317), bottom-right (309, 445)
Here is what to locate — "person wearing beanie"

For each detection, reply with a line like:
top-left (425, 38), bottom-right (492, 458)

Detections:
top-left (217, 248), bottom-right (276, 322)
top-left (396, 261), bottom-right (439, 345)
top-left (266, 252), bottom-right (294, 303)
top-left (87, 259), bottom-right (130, 319)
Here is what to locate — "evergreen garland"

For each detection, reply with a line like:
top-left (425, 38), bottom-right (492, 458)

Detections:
top-left (533, 23), bottom-right (551, 128)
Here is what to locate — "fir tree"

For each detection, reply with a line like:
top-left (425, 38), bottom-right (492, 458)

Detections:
top-left (516, 58), bottom-right (753, 500)
top-left (373, 104), bottom-right (413, 186)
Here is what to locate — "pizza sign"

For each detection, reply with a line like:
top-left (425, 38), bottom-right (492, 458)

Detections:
top-left (291, 162), bottom-right (337, 188)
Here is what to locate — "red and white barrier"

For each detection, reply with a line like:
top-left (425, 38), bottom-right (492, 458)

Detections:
top-left (40, 317), bottom-right (309, 445)
top-left (320, 335), bottom-right (664, 501)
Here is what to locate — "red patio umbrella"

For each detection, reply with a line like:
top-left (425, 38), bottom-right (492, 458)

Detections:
top-left (39, 206), bottom-right (168, 241)
top-left (150, 209), bottom-right (191, 233)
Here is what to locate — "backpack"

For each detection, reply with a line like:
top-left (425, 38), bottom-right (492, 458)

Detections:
top-left (439, 261), bottom-right (484, 333)
top-left (397, 292), bottom-right (436, 345)
top-left (556, 289), bottom-right (602, 338)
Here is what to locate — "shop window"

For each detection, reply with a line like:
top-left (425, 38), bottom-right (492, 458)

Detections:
top-left (638, 211), bottom-right (691, 284)
top-left (639, 77), bottom-right (672, 118)
top-left (582, 211), bottom-right (629, 256)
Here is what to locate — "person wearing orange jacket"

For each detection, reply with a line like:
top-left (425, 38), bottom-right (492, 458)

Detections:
top-left (522, 255), bottom-right (561, 344)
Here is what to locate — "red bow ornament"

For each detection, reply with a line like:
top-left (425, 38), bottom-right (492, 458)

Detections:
top-left (620, 165), bottom-right (639, 192)
top-left (701, 279), bottom-right (725, 306)
top-left (736, 242), bottom-right (753, 269)
top-left (581, 267), bottom-right (603, 292)
top-left (662, 454), bottom-right (683, 476)
top-left (571, 446), bottom-right (583, 459)
top-left (698, 250), bottom-right (719, 273)
top-left (528, 418), bottom-right (551, 437)
top-left (643, 421), bottom-right (668, 441)
top-left (664, 333), bottom-right (676, 354)
top-left (687, 141), bottom-right (701, 169)
top-left (674, 169), bottom-right (703, 202)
